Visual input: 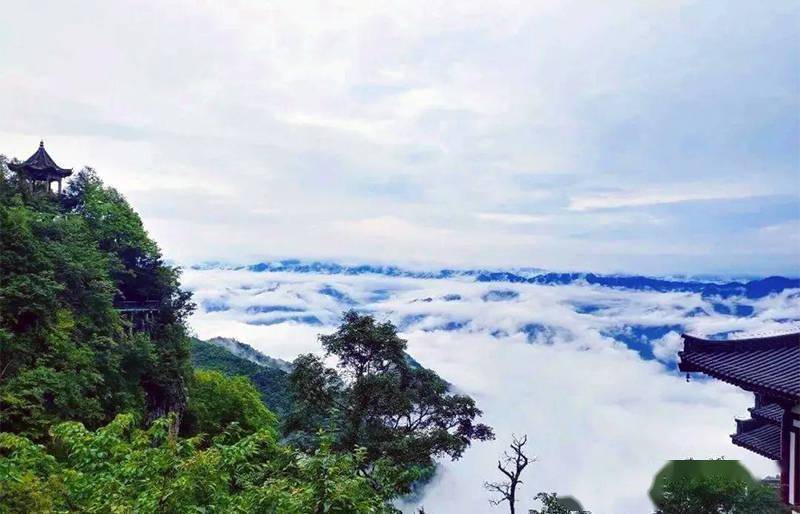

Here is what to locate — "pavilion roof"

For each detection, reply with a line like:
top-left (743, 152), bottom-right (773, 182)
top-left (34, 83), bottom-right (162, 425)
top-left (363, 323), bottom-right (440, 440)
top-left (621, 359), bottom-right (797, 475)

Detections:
top-left (678, 332), bottom-right (800, 402)
top-left (8, 141), bottom-right (72, 178)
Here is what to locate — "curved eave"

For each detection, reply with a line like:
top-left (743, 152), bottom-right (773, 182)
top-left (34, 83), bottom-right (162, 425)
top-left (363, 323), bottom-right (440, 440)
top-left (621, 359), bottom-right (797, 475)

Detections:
top-left (749, 403), bottom-right (784, 425)
top-left (731, 424), bottom-right (781, 461)
top-left (677, 332), bottom-right (800, 402)
top-left (8, 163), bottom-right (73, 178)
top-left (679, 356), bottom-right (798, 403)
top-left (731, 435), bottom-right (779, 461)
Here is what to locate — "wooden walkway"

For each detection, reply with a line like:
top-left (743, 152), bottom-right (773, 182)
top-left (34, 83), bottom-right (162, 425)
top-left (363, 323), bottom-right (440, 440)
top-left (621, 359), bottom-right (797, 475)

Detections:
top-left (115, 301), bottom-right (161, 313)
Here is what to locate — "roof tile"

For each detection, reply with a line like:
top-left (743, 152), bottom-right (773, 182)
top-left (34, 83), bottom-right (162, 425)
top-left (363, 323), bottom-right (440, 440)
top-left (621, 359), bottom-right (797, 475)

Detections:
top-left (749, 403), bottom-right (784, 425)
top-left (731, 423), bottom-right (781, 461)
top-left (678, 333), bottom-right (800, 401)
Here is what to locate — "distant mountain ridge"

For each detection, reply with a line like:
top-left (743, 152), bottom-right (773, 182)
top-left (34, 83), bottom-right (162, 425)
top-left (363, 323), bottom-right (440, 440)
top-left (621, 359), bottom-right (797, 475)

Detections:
top-left (205, 336), bottom-right (293, 372)
top-left (191, 336), bottom-right (443, 415)
top-left (191, 260), bottom-right (800, 299)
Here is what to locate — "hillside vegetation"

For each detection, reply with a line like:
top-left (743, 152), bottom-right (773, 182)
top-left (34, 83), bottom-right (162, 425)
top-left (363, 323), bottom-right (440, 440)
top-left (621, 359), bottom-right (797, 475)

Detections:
top-left (0, 166), bottom-right (192, 440)
top-left (0, 160), bottom-right (493, 512)
top-left (190, 337), bottom-right (293, 417)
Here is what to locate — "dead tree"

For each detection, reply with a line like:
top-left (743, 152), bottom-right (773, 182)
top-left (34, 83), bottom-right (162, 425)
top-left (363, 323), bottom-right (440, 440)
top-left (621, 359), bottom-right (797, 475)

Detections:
top-left (484, 434), bottom-right (533, 514)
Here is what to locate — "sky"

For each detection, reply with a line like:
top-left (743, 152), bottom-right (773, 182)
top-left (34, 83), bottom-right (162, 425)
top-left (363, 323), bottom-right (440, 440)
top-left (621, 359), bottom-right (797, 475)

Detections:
top-left (1, 0), bottom-right (798, 275)
top-left (182, 266), bottom-right (797, 512)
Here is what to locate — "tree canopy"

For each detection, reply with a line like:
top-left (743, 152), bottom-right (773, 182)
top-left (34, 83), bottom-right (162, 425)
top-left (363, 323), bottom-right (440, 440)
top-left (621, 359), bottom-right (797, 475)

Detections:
top-left (0, 163), bottom-right (192, 440)
top-left (654, 475), bottom-right (787, 514)
top-left (285, 311), bottom-right (494, 492)
top-left (183, 369), bottom-right (278, 439)
top-left (0, 414), bottom-right (392, 514)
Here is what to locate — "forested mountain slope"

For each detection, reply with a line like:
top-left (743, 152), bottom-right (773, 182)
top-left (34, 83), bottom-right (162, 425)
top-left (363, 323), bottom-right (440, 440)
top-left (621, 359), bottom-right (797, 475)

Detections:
top-left (0, 165), bottom-right (192, 440)
top-left (0, 160), bottom-right (492, 512)
top-left (190, 337), bottom-right (292, 417)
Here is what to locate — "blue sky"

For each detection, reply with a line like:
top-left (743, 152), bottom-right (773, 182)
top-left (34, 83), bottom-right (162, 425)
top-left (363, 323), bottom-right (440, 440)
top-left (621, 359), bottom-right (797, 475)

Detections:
top-left (2, 0), bottom-right (798, 275)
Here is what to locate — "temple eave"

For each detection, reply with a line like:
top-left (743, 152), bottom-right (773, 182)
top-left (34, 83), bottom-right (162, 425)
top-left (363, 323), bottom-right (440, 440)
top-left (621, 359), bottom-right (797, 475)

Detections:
top-left (679, 332), bottom-right (800, 506)
top-left (749, 403), bottom-right (785, 425)
top-left (731, 424), bottom-right (781, 461)
top-left (677, 333), bottom-right (800, 402)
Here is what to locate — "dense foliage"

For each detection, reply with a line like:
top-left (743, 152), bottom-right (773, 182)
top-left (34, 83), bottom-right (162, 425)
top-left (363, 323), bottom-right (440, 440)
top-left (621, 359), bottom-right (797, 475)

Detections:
top-left (0, 414), bottom-right (392, 513)
top-left (285, 311), bottom-right (495, 493)
top-left (0, 163), bottom-right (192, 440)
top-left (530, 493), bottom-right (590, 514)
top-left (190, 338), bottom-right (292, 417)
top-left (654, 475), bottom-right (787, 514)
top-left (183, 369), bottom-right (278, 439)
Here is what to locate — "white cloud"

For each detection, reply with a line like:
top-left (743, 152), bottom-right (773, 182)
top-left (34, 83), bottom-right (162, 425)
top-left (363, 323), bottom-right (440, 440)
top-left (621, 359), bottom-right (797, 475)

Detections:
top-left (1, 0), bottom-right (797, 275)
top-left (398, 331), bottom-right (768, 514)
top-left (476, 212), bottom-right (550, 224)
top-left (652, 331), bottom-right (684, 362)
top-left (332, 216), bottom-right (450, 242)
top-left (182, 267), bottom-right (796, 513)
top-left (568, 184), bottom-right (771, 211)
top-left (279, 112), bottom-right (395, 143)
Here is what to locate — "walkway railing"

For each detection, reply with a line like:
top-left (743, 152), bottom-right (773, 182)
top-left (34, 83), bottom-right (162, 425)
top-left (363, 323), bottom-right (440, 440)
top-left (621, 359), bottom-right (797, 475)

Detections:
top-left (114, 300), bottom-right (161, 313)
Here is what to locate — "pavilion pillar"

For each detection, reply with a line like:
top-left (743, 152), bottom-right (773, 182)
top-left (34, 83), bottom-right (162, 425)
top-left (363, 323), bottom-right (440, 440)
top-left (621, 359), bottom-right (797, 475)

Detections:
top-left (57, 179), bottom-right (62, 195)
top-left (789, 404), bottom-right (800, 508)
top-left (782, 409), bottom-right (791, 504)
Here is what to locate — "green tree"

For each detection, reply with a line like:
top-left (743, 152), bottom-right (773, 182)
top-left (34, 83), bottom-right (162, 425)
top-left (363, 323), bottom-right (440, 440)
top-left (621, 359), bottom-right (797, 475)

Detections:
top-left (183, 369), bottom-right (278, 439)
top-left (190, 337), bottom-right (293, 417)
top-left (285, 311), bottom-right (494, 492)
top-left (0, 414), bottom-right (397, 513)
top-left (62, 168), bottom-right (195, 422)
top-left (655, 475), bottom-right (787, 514)
top-left (530, 492), bottom-right (591, 514)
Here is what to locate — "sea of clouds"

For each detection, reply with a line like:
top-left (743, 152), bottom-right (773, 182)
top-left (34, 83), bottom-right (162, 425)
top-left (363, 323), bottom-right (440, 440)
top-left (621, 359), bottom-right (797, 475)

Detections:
top-left (182, 264), bottom-right (799, 514)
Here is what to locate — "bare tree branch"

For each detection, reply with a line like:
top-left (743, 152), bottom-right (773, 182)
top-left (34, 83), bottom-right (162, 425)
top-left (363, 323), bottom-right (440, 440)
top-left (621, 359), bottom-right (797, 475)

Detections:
top-left (484, 434), bottom-right (535, 514)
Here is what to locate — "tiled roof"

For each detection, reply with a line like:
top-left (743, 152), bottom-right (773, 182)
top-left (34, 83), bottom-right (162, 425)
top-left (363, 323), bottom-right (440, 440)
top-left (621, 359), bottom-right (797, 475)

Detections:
top-left (8, 141), bottom-right (72, 177)
top-left (731, 423), bottom-right (781, 461)
top-left (678, 333), bottom-right (800, 401)
top-left (749, 403), bottom-right (784, 425)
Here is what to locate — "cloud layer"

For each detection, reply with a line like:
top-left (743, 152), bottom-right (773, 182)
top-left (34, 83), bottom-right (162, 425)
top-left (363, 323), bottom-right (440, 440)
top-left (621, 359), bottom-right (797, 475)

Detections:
top-left (2, 1), bottom-right (798, 274)
top-left (182, 266), bottom-right (798, 513)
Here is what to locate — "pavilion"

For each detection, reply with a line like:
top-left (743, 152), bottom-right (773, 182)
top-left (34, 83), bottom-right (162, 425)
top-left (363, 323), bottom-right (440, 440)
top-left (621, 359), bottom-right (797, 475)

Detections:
top-left (9, 141), bottom-right (73, 194)
top-left (678, 332), bottom-right (800, 507)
